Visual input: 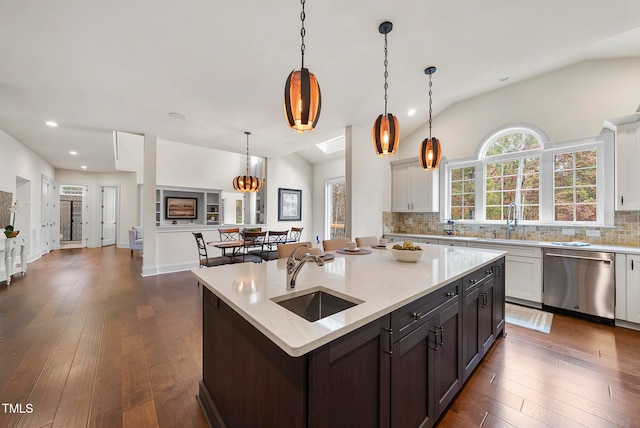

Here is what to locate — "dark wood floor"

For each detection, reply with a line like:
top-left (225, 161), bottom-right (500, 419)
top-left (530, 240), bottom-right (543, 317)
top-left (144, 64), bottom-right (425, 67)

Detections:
top-left (1, 246), bottom-right (639, 427)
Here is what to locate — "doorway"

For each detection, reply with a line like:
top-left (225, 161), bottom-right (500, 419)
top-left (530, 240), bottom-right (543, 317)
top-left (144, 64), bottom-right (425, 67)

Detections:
top-left (59, 185), bottom-right (87, 249)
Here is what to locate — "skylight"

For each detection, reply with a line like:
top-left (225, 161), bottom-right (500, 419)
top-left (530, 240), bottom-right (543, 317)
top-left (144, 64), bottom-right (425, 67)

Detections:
top-left (316, 135), bottom-right (345, 155)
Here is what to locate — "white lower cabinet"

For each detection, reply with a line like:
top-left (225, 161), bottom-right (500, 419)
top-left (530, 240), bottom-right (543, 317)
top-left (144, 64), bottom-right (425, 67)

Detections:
top-left (468, 243), bottom-right (542, 304)
top-left (616, 253), bottom-right (640, 325)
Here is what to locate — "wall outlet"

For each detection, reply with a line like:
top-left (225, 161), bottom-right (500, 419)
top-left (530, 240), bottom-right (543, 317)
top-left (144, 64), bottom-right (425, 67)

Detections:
top-left (586, 229), bottom-right (600, 237)
top-left (562, 228), bottom-right (575, 236)
top-left (407, 218), bottom-right (413, 225)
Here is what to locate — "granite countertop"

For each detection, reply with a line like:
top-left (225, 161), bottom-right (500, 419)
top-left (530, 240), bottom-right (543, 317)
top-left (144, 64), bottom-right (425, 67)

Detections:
top-left (192, 245), bottom-right (505, 357)
top-left (385, 232), bottom-right (640, 255)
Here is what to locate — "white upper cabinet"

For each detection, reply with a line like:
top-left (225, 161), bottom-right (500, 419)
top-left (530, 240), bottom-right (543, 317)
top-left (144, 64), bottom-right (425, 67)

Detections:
top-left (391, 160), bottom-right (439, 212)
top-left (615, 119), bottom-right (640, 210)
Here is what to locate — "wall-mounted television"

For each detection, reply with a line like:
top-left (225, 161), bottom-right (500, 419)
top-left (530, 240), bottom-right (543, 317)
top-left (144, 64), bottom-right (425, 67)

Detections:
top-left (165, 197), bottom-right (198, 219)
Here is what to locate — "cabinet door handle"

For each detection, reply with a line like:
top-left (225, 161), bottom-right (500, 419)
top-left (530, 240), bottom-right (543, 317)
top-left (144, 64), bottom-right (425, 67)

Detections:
top-left (439, 326), bottom-right (444, 347)
top-left (383, 327), bottom-right (393, 355)
top-left (446, 292), bottom-right (456, 298)
top-left (429, 329), bottom-right (439, 350)
top-left (632, 259), bottom-right (634, 270)
top-left (622, 195), bottom-right (624, 205)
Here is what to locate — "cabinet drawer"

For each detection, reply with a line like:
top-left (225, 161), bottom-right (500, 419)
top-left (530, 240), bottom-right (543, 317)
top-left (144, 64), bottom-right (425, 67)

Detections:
top-left (463, 263), bottom-right (495, 292)
top-left (391, 280), bottom-right (460, 341)
top-left (467, 242), bottom-right (541, 258)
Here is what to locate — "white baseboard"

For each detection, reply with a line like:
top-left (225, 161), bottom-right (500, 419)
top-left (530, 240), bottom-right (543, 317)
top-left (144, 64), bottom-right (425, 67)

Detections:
top-left (141, 261), bottom-right (198, 277)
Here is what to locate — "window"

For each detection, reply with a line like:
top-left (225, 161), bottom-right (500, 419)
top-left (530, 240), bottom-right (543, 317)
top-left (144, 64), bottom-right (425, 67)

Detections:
top-left (444, 126), bottom-right (613, 225)
top-left (553, 149), bottom-right (597, 222)
top-left (483, 129), bottom-right (541, 222)
top-left (450, 166), bottom-right (476, 220)
top-left (325, 177), bottom-right (346, 239)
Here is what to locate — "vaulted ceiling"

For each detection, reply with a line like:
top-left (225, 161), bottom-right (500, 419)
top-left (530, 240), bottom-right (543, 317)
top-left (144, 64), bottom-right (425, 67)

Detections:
top-left (1, 1), bottom-right (640, 170)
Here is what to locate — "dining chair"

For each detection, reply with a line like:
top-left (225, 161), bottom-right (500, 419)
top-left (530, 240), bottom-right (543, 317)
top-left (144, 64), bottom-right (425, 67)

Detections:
top-left (277, 241), bottom-right (312, 259)
top-left (219, 227), bottom-right (240, 241)
top-left (355, 236), bottom-right (378, 247)
top-left (322, 238), bottom-right (350, 251)
top-left (263, 230), bottom-right (289, 261)
top-left (240, 231), bottom-right (267, 263)
top-left (192, 232), bottom-right (233, 286)
top-left (289, 227), bottom-right (303, 242)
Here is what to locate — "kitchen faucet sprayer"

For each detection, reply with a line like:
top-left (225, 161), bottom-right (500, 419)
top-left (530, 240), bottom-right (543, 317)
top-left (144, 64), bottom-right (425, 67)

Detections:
top-left (287, 244), bottom-right (324, 289)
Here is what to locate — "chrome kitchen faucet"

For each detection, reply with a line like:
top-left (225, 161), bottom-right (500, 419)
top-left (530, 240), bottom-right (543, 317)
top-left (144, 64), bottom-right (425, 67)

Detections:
top-left (286, 245), bottom-right (324, 289)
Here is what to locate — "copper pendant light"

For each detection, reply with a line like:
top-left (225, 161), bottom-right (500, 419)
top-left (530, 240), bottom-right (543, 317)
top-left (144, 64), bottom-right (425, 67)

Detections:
top-left (233, 132), bottom-right (263, 193)
top-left (418, 66), bottom-right (442, 170)
top-left (284, 0), bottom-right (321, 133)
top-left (373, 21), bottom-right (399, 157)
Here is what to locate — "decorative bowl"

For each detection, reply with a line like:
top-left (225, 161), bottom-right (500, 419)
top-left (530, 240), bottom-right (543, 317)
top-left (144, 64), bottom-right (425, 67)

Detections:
top-left (390, 248), bottom-right (424, 263)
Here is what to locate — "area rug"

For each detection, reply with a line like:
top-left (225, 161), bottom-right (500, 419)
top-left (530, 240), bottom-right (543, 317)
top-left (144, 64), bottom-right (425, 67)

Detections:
top-left (505, 303), bottom-right (553, 334)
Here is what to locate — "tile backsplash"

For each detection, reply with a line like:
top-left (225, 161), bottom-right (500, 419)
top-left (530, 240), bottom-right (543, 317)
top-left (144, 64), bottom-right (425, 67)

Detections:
top-left (383, 211), bottom-right (640, 248)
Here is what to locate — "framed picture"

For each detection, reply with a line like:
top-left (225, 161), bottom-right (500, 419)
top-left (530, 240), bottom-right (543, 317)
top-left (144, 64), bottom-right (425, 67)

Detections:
top-left (278, 188), bottom-right (301, 221)
top-left (165, 197), bottom-right (198, 219)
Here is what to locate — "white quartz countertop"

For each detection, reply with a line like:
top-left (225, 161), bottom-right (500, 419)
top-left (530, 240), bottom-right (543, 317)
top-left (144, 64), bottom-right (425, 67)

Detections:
top-left (192, 245), bottom-right (505, 357)
top-left (386, 232), bottom-right (640, 255)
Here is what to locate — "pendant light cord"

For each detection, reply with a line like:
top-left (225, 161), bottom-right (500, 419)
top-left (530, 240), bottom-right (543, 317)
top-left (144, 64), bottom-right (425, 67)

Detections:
top-left (300, 0), bottom-right (306, 69)
top-left (428, 74), bottom-right (433, 140)
top-left (245, 131), bottom-right (251, 176)
top-left (383, 31), bottom-right (389, 116)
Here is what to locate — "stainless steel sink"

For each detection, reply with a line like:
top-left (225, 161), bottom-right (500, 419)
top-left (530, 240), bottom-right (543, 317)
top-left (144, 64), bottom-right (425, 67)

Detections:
top-left (272, 288), bottom-right (362, 322)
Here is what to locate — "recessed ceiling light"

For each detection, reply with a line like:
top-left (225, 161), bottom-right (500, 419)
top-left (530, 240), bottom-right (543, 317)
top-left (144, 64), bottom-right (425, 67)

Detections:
top-left (69, 151), bottom-right (78, 155)
top-left (46, 121), bottom-right (58, 127)
top-left (408, 108), bottom-right (416, 116)
top-left (168, 112), bottom-right (186, 120)
top-left (81, 165), bottom-right (87, 170)
top-left (499, 76), bottom-right (509, 82)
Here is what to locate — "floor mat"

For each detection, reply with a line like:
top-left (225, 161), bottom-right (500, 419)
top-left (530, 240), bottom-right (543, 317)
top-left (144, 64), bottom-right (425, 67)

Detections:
top-left (505, 303), bottom-right (553, 334)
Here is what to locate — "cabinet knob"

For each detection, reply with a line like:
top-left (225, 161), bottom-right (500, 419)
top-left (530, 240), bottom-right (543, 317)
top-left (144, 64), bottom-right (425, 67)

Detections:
top-left (412, 312), bottom-right (421, 320)
top-left (446, 292), bottom-right (456, 298)
top-left (469, 279), bottom-right (477, 284)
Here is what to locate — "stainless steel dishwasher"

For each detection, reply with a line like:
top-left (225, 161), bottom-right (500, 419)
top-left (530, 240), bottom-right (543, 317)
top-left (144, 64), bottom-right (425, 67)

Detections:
top-left (542, 247), bottom-right (614, 321)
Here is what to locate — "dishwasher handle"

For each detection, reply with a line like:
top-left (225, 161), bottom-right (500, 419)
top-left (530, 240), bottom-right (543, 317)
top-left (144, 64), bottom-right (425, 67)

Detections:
top-left (545, 252), bottom-right (612, 264)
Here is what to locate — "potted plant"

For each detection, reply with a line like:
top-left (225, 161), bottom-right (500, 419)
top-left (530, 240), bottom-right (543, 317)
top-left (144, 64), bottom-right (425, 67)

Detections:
top-left (4, 201), bottom-right (26, 238)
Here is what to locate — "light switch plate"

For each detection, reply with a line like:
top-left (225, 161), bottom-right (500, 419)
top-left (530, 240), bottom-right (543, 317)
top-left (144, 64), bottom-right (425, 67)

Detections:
top-left (586, 229), bottom-right (600, 237)
top-left (562, 228), bottom-right (575, 235)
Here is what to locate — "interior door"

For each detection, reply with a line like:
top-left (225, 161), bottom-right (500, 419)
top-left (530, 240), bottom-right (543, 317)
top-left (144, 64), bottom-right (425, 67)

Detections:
top-left (102, 186), bottom-right (117, 246)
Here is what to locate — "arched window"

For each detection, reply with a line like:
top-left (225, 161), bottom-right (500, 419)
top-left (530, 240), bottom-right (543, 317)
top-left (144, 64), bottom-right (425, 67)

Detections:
top-left (482, 128), bottom-right (543, 222)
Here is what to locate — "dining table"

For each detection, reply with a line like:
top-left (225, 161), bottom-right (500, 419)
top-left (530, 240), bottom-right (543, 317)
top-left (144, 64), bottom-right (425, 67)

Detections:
top-left (208, 235), bottom-right (303, 263)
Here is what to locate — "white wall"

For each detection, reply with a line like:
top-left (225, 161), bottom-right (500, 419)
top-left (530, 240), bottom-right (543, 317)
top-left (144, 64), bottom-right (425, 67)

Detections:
top-left (396, 57), bottom-right (640, 162)
top-left (0, 129), bottom-right (55, 261)
top-left (55, 169), bottom-right (138, 248)
top-left (346, 126), bottom-right (392, 241)
top-left (266, 153), bottom-right (314, 242)
top-left (312, 157), bottom-right (345, 242)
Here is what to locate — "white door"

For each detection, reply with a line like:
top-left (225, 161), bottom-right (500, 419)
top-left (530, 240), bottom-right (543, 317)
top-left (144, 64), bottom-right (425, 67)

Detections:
top-left (102, 186), bottom-right (117, 246)
top-left (41, 176), bottom-right (58, 254)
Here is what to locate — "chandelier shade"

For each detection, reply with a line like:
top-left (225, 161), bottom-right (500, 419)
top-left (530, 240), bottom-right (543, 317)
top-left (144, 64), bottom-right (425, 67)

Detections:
top-left (372, 113), bottom-right (399, 156)
top-left (284, 67), bottom-right (321, 133)
top-left (233, 131), bottom-right (263, 193)
top-left (372, 20), bottom-right (399, 157)
top-left (233, 175), bottom-right (263, 193)
top-left (418, 137), bottom-right (442, 170)
top-left (418, 66), bottom-right (442, 169)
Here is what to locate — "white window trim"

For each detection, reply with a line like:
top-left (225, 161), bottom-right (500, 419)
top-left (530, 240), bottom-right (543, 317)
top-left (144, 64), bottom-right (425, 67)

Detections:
top-left (443, 128), bottom-right (615, 227)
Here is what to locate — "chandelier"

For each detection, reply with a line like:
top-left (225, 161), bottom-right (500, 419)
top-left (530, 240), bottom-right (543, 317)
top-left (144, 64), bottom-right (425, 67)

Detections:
top-left (418, 66), bottom-right (442, 170)
top-left (372, 21), bottom-right (399, 157)
top-left (284, 0), bottom-right (321, 132)
top-left (233, 132), bottom-right (263, 193)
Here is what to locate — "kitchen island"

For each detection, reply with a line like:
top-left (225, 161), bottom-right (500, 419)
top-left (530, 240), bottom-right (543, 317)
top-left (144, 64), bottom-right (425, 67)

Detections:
top-left (193, 245), bottom-right (506, 428)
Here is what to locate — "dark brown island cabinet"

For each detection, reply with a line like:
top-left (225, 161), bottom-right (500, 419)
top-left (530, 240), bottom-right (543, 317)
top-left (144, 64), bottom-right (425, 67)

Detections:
top-left (198, 258), bottom-right (505, 428)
